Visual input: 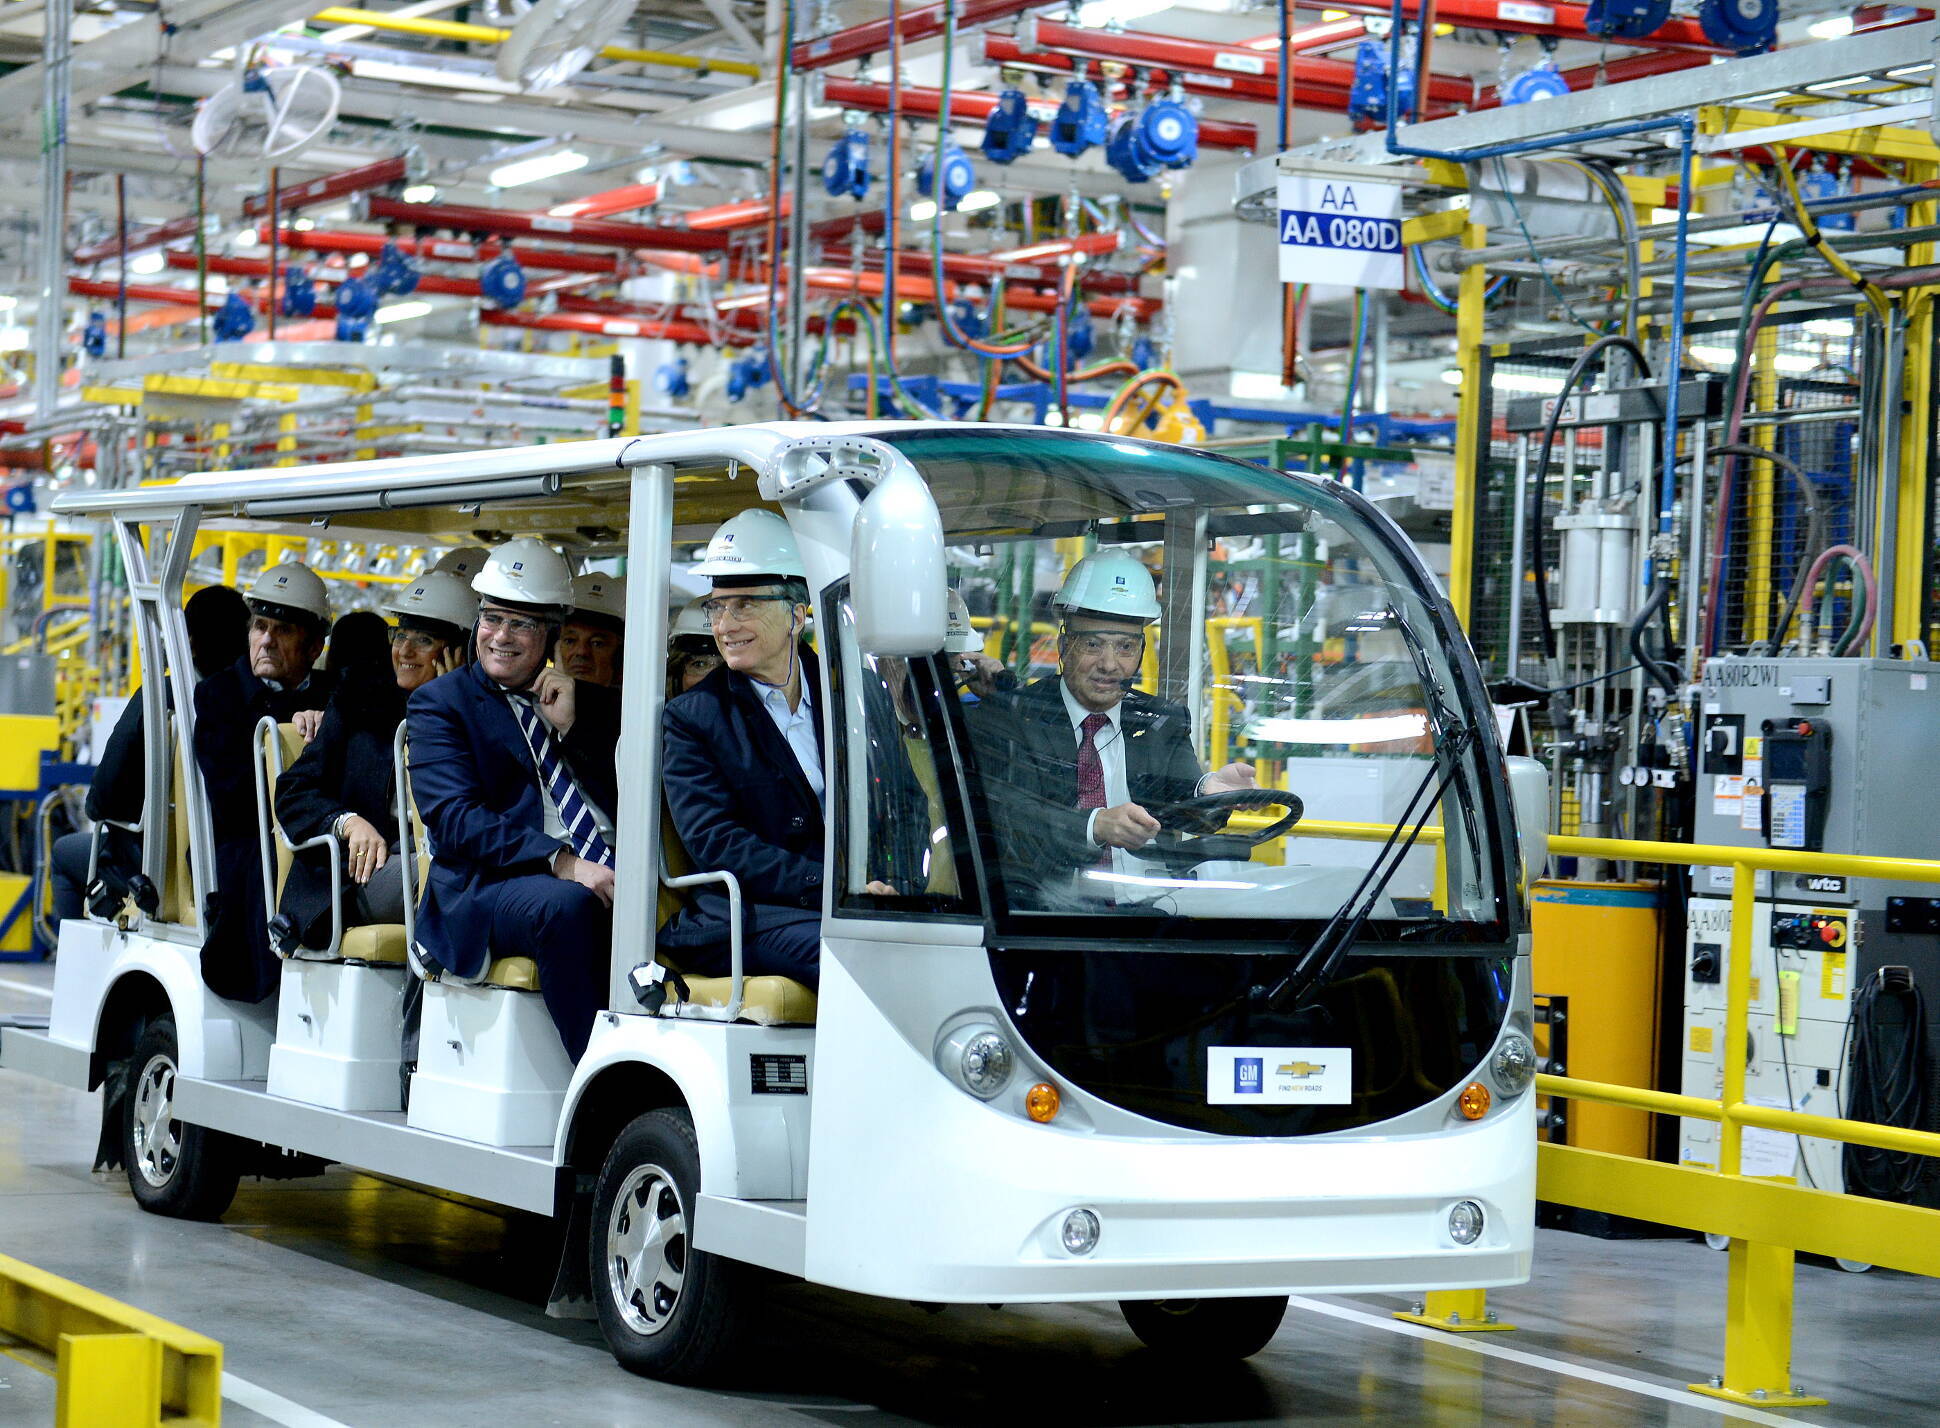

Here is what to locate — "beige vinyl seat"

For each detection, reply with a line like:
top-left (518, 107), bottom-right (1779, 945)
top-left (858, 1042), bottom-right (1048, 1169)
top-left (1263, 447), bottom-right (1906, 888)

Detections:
top-left (261, 720), bottom-right (406, 965)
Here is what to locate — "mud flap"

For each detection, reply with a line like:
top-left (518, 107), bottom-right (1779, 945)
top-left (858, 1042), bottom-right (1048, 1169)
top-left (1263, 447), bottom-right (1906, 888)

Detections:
top-left (92, 1051), bottom-right (131, 1172)
top-left (545, 1175), bottom-right (597, 1320)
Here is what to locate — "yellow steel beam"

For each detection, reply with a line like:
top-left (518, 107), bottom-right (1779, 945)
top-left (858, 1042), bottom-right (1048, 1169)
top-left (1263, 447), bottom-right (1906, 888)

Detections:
top-left (309, 7), bottom-right (763, 76)
top-left (56, 1332), bottom-right (163, 1428)
top-left (1402, 209), bottom-right (1466, 247)
top-left (1449, 222), bottom-right (1488, 628)
top-left (1536, 1072), bottom-right (1720, 1121)
top-left (81, 384), bottom-right (145, 406)
top-left (1698, 104), bottom-right (1940, 163)
top-left (144, 374), bottom-right (299, 402)
top-left (1393, 1287), bottom-right (1516, 1333)
top-left (209, 361), bottom-right (378, 392)
top-left (0, 1253), bottom-right (222, 1427)
top-left (1548, 831), bottom-right (1940, 883)
top-left (1892, 165), bottom-right (1935, 650)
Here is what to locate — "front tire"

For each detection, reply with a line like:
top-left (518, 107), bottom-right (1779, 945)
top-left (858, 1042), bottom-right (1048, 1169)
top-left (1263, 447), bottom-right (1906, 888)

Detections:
top-left (1119, 1296), bottom-right (1288, 1360)
top-left (590, 1107), bottom-right (747, 1383)
top-left (123, 1015), bottom-right (242, 1220)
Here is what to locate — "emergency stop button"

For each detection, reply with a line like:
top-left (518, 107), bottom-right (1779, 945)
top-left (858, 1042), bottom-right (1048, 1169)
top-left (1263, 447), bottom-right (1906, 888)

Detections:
top-left (1817, 917), bottom-right (1848, 948)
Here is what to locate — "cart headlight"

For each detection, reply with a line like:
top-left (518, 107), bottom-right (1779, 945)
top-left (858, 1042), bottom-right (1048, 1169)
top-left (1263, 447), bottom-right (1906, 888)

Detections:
top-left (1490, 1031), bottom-right (1536, 1097)
top-left (1448, 1200), bottom-right (1485, 1245)
top-left (936, 1023), bottom-right (1014, 1100)
top-left (1062, 1208), bottom-right (1101, 1255)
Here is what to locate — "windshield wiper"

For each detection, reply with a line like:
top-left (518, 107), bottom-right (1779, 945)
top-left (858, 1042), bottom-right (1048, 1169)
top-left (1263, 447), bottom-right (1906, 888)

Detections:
top-left (1260, 724), bottom-right (1474, 1011)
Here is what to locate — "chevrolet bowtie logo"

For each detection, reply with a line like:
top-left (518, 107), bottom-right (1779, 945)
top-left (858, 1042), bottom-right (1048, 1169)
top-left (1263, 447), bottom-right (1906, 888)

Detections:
top-left (1277, 1061), bottom-right (1326, 1079)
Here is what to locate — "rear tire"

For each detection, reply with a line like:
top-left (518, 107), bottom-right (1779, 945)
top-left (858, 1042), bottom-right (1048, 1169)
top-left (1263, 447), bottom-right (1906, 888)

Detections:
top-left (1119, 1296), bottom-right (1288, 1360)
top-left (123, 1015), bottom-right (242, 1221)
top-left (590, 1107), bottom-right (748, 1383)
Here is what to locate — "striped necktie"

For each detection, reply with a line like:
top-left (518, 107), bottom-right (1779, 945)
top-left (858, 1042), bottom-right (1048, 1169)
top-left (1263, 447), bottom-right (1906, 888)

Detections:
top-left (508, 695), bottom-right (615, 868)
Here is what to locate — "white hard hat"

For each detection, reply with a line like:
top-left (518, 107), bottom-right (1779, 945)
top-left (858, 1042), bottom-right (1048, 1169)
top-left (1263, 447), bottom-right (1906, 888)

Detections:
top-left (944, 589), bottom-right (983, 654)
top-left (431, 545), bottom-right (491, 580)
top-left (671, 598), bottom-right (712, 640)
top-left (383, 570), bottom-right (478, 632)
top-left (471, 537), bottom-right (575, 609)
top-left (1054, 549), bottom-right (1161, 623)
top-left (246, 560), bottom-right (332, 625)
top-left (570, 571), bottom-right (626, 624)
top-left (689, 508), bottom-right (804, 581)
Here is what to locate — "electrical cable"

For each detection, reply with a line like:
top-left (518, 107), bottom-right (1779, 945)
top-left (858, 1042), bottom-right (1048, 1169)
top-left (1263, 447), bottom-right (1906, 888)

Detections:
top-left (1843, 966), bottom-right (1929, 1201)
top-left (1796, 542), bottom-right (1877, 655)
top-left (1770, 143), bottom-right (1891, 323)
top-left (1627, 579), bottom-right (1678, 694)
top-left (1525, 334), bottom-right (1652, 662)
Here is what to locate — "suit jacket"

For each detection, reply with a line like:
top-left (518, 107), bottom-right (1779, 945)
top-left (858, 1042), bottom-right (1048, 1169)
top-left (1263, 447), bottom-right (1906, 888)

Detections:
top-left (407, 661), bottom-right (621, 980)
top-left (84, 691), bottom-right (152, 892)
top-left (274, 670), bottom-right (408, 948)
top-left (193, 656), bottom-right (335, 1002)
top-left (658, 656), bottom-right (826, 956)
top-left (965, 675), bottom-right (1209, 894)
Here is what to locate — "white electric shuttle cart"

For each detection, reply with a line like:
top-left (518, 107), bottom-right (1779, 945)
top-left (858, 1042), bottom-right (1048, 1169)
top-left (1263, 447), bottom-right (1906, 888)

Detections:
top-left (1, 424), bottom-right (1544, 1381)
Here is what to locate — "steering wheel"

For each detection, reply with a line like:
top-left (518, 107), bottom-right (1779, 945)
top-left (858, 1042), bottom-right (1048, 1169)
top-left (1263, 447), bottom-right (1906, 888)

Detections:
top-left (1135, 789), bottom-right (1304, 872)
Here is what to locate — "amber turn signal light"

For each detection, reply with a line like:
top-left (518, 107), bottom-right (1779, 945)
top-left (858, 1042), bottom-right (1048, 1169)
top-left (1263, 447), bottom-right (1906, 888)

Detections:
top-left (1026, 1082), bottom-right (1060, 1123)
top-left (1458, 1081), bottom-right (1491, 1120)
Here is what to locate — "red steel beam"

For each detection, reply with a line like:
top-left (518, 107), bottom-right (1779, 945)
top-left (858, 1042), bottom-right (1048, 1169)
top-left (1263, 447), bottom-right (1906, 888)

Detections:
top-left (681, 195), bottom-right (791, 230)
top-left (820, 241), bottom-right (1139, 294)
top-left (790, 0), bottom-right (1038, 70)
top-left (276, 229), bottom-right (626, 275)
top-left (367, 196), bottom-right (729, 252)
top-left (808, 209), bottom-right (888, 243)
top-left (239, 155), bottom-right (411, 220)
top-left (69, 276), bottom-right (339, 318)
top-left (1022, 17), bottom-right (1473, 107)
top-left (1292, 0), bottom-right (1724, 52)
top-left (484, 308), bottom-right (756, 346)
top-left (72, 214), bottom-right (202, 266)
top-left (823, 77), bottom-right (1258, 151)
top-left (545, 181), bottom-right (663, 220)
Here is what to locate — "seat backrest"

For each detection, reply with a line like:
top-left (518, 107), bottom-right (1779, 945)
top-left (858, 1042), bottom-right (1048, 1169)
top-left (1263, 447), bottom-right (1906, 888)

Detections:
top-left (159, 738), bottom-right (194, 928)
top-left (658, 804), bottom-right (690, 929)
top-left (266, 722), bottom-right (304, 901)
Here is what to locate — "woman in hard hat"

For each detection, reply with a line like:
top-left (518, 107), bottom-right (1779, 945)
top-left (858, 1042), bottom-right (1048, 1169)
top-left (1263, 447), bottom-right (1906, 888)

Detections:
top-left (406, 538), bottom-right (622, 1062)
top-left (667, 598), bottom-right (722, 695)
top-left (275, 570), bottom-right (477, 952)
top-left (195, 560), bottom-right (339, 1003)
top-left (556, 571), bottom-right (625, 688)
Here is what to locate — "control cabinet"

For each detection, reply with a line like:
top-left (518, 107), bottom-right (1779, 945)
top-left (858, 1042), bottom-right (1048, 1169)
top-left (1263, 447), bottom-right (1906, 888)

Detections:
top-left (1683, 657), bottom-right (1940, 1203)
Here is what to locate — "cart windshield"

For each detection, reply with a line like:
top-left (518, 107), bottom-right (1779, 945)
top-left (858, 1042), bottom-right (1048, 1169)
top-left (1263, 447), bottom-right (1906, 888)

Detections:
top-left (873, 428), bottom-right (1512, 947)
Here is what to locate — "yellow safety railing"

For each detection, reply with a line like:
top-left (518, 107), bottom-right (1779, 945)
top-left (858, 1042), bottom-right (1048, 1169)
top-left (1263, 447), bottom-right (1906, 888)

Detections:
top-left (1536, 832), bottom-right (1940, 1408)
top-left (0, 1252), bottom-right (223, 1426)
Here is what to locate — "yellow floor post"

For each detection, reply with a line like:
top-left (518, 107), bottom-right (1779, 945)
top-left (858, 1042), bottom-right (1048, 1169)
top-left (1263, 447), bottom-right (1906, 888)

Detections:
top-left (1689, 1239), bottom-right (1825, 1408)
top-left (1393, 1287), bottom-right (1516, 1333)
top-left (55, 1331), bottom-right (163, 1428)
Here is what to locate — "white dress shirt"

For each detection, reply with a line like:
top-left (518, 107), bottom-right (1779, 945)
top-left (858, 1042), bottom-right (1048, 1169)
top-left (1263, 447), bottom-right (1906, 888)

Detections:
top-left (758, 679), bottom-right (825, 803)
top-left (506, 689), bottom-right (614, 847)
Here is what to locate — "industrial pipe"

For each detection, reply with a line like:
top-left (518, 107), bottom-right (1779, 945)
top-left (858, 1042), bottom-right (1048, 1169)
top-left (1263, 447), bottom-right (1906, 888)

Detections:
top-left (366, 196), bottom-right (729, 253)
top-left (546, 181), bottom-right (663, 220)
top-left (240, 154), bottom-right (411, 219)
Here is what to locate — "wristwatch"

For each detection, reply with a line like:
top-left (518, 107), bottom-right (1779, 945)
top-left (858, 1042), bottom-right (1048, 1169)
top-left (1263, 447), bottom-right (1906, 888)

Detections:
top-left (332, 811), bottom-right (355, 839)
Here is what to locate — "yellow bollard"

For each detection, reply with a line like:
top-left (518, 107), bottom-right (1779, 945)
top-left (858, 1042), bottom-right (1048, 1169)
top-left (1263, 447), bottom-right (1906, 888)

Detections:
top-left (1687, 1239), bottom-right (1826, 1408)
top-left (1393, 1287), bottom-right (1516, 1333)
top-left (55, 1331), bottom-right (163, 1428)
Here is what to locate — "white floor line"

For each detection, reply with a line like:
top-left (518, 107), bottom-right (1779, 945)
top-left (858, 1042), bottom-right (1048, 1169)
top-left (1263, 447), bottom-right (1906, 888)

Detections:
top-left (0, 977), bottom-right (53, 999)
top-left (1286, 1295), bottom-right (1828, 1428)
top-left (223, 1372), bottom-right (357, 1428)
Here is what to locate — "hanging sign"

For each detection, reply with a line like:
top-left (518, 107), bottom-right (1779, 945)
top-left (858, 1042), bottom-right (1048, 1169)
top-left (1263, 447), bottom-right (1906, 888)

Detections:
top-left (1277, 176), bottom-right (1404, 289)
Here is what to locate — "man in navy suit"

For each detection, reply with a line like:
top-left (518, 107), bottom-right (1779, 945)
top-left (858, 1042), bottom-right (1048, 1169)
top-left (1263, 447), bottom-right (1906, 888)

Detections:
top-left (659, 510), bottom-right (888, 988)
top-left (407, 539), bottom-right (620, 1060)
top-left (196, 563), bottom-right (336, 1002)
top-left (967, 549), bottom-right (1255, 906)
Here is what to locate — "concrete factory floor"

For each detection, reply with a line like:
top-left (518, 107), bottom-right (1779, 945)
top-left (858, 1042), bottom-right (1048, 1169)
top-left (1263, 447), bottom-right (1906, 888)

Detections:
top-left (1, 961), bottom-right (1933, 1428)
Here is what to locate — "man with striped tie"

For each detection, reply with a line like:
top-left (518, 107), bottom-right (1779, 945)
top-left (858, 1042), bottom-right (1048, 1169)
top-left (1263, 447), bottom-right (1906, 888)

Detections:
top-left (406, 538), bottom-right (622, 1060)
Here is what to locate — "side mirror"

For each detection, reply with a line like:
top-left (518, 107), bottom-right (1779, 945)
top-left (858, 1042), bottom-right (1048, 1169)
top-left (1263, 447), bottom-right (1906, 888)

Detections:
top-left (1506, 755), bottom-right (1549, 892)
top-left (850, 460), bottom-right (947, 655)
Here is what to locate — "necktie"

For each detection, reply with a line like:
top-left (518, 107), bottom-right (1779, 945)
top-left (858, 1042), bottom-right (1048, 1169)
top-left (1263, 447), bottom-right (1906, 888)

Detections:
top-left (509, 696), bottom-right (615, 868)
top-left (1076, 712), bottom-right (1109, 811)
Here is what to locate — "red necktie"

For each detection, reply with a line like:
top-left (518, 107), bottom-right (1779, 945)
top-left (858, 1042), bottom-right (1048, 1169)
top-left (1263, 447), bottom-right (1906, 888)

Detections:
top-left (1076, 712), bottom-right (1109, 811)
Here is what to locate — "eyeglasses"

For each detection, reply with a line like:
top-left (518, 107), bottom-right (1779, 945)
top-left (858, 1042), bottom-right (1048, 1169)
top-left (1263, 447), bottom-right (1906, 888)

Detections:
top-left (478, 609), bottom-right (550, 639)
top-left (701, 594), bottom-right (792, 624)
top-left (1065, 633), bottom-right (1144, 659)
top-left (389, 629), bottom-right (443, 653)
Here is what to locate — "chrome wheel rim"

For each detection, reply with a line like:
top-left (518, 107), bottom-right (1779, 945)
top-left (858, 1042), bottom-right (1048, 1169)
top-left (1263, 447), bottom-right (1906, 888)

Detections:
top-left (131, 1051), bottom-right (181, 1189)
top-left (606, 1162), bottom-right (687, 1337)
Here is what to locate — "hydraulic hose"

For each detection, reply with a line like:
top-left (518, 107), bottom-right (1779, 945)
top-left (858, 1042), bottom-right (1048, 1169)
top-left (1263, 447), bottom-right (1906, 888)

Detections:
top-left (1525, 334), bottom-right (1653, 662)
top-left (1797, 543), bottom-right (1878, 656)
top-left (1628, 579), bottom-right (1679, 694)
top-left (1706, 442), bottom-right (1825, 657)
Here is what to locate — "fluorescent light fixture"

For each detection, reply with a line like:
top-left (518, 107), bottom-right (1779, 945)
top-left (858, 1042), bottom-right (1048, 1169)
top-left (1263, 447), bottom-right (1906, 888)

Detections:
top-left (130, 251), bottom-right (166, 275)
top-left (958, 189), bottom-right (1001, 213)
top-left (1042, 409), bottom-right (1065, 427)
top-left (1887, 63), bottom-right (1935, 78)
top-left (1687, 222), bottom-right (1804, 247)
top-left (1075, 0), bottom-right (1173, 25)
top-left (991, 239), bottom-right (1074, 263)
top-left (1690, 344), bottom-right (1738, 366)
top-left (292, 217), bottom-right (316, 231)
top-left (400, 184), bottom-right (437, 203)
top-left (0, 327), bottom-right (29, 352)
top-left (1251, 713), bottom-right (1428, 744)
top-left (234, 227), bottom-right (260, 248)
top-left (1808, 15), bottom-right (1853, 38)
top-left (1441, 366), bottom-right (1463, 385)
top-left (1230, 370), bottom-right (1289, 400)
top-left (1491, 372), bottom-right (1564, 394)
top-left (1771, 353), bottom-right (1820, 373)
top-left (1804, 318), bottom-right (1854, 338)
top-left (1072, 412), bottom-right (1105, 430)
top-left (715, 291), bottom-right (771, 310)
top-left (375, 300), bottom-right (434, 324)
top-left (490, 149), bottom-right (589, 188)
top-left (909, 199), bottom-right (939, 222)
top-left (0, 296), bottom-right (17, 312)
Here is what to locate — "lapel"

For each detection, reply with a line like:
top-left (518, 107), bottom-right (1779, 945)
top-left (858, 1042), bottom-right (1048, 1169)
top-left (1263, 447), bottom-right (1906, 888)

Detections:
top-left (727, 653), bottom-right (822, 822)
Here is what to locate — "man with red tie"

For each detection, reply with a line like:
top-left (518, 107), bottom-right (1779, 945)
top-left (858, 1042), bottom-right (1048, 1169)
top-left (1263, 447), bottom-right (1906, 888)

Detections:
top-left (966, 549), bottom-right (1255, 906)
